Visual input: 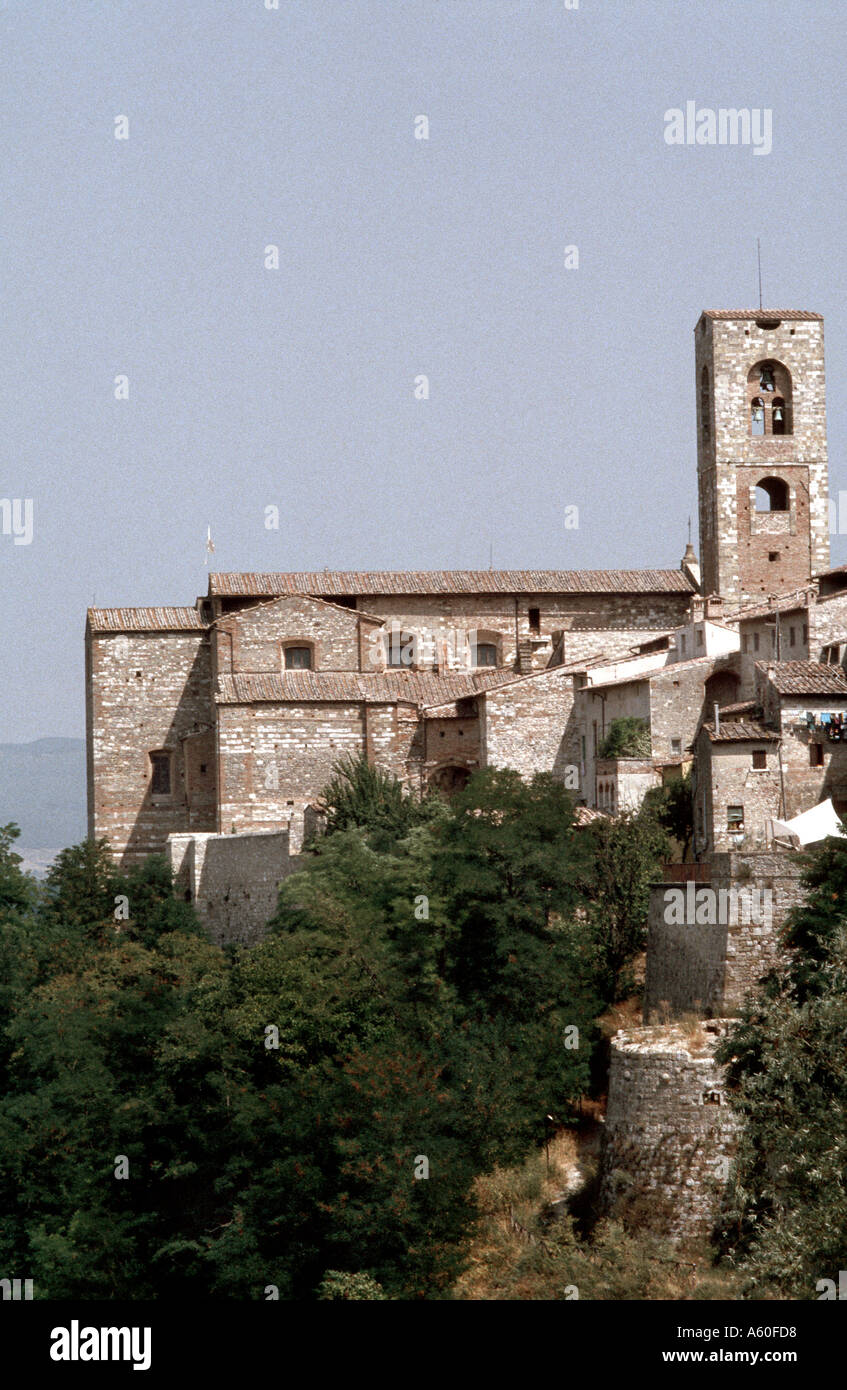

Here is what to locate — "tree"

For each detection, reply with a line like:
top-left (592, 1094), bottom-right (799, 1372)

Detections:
top-left (716, 837), bottom-right (847, 1297)
top-left (576, 807), bottom-right (671, 1000)
top-left (0, 823), bottom-right (37, 915)
top-left (643, 770), bottom-right (694, 861)
top-left (318, 755), bottom-right (441, 848)
top-left (598, 717), bottom-right (651, 760)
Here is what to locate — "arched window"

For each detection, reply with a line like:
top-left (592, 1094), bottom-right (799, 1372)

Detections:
top-left (700, 366), bottom-right (710, 439)
top-left (754, 476), bottom-right (789, 512)
top-left (284, 645), bottom-right (312, 670)
top-left (747, 360), bottom-right (793, 435)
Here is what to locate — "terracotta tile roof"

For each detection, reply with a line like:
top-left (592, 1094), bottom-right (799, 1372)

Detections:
top-left (88, 607), bottom-right (206, 632)
top-left (733, 593), bottom-right (809, 622)
top-left (215, 668), bottom-right (516, 706)
top-left (700, 309), bottom-right (822, 321)
top-left (208, 569), bottom-right (695, 598)
top-left (704, 720), bottom-right (779, 743)
top-left (757, 661), bottom-right (847, 695)
top-left (716, 700), bottom-right (758, 717)
top-left (422, 660), bottom-right (579, 713)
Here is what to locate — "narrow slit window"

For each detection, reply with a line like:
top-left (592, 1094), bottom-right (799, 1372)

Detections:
top-left (150, 751), bottom-right (172, 796)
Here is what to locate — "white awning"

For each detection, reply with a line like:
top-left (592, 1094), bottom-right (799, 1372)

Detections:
top-left (770, 798), bottom-right (846, 847)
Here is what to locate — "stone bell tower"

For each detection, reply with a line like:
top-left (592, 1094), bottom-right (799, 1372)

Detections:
top-left (695, 310), bottom-right (829, 605)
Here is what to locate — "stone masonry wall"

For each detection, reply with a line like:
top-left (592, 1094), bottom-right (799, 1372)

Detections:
top-left (87, 629), bottom-right (216, 866)
top-left (643, 851), bottom-right (805, 1021)
top-left (358, 591), bottom-right (691, 671)
top-left (481, 667), bottom-right (579, 785)
top-left (168, 830), bottom-right (295, 947)
top-left (216, 700), bottom-right (367, 848)
top-left (214, 594), bottom-right (377, 677)
top-left (599, 1023), bottom-right (740, 1242)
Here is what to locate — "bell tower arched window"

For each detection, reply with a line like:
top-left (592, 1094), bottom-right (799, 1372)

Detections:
top-left (700, 366), bottom-right (710, 439)
top-left (747, 360), bottom-right (793, 436)
top-left (754, 476), bottom-right (789, 512)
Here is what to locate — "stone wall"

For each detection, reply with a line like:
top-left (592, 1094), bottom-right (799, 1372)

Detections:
top-left (480, 667), bottom-right (579, 785)
top-left (649, 656), bottom-right (739, 762)
top-left (215, 700), bottom-right (367, 849)
top-left (214, 594), bottom-right (379, 676)
top-left (352, 591), bottom-right (691, 671)
top-left (643, 851), bottom-right (805, 1020)
top-left (810, 589), bottom-right (847, 658)
top-left (696, 727), bottom-right (781, 853)
top-left (86, 628), bottom-right (216, 866)
top-left (599, 1022), bottom-right (740, 1242)
top-left (168, 830), bottom-right (295, 947)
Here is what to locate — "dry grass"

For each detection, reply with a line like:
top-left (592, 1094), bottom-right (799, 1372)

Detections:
top-left (453, 1127), bottom-right (744, 1302)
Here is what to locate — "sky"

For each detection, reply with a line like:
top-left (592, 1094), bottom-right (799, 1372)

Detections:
top-left (2, 0), bottom-right (847, 742)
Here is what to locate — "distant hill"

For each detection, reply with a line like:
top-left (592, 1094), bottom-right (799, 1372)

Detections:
top-left (0, 738), bottom-right (86, 870)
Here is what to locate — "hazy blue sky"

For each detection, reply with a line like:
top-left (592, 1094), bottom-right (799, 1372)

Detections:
top-left (2, 0), bottom-right (846, 742)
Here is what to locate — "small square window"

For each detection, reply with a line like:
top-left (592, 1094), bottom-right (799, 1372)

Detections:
top-left (769, 551), bottom-right (780, 562)
top-left (671, 738), bottom-right (682, 756)
top-left (752, 749), bottom-right (767, 770)
top-left (727, 805), bottom-right (744, 829)
top-left (285, 646), bottom-right (312, 670)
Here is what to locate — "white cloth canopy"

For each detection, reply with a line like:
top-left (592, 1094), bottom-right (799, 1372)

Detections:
top-left (770, 798), bottom-right (846, 847)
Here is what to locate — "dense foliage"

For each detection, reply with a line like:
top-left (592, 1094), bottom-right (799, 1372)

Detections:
top-left (716, 836), bottom-right (847, 1298)
top-left (597, 716), bottom-right (651, 760)
top-left (0, 768), bottom-right (669, 1299)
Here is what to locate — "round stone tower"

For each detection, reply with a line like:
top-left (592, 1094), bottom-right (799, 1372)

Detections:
top-left (598, 1022), bottom-right (740, 1242)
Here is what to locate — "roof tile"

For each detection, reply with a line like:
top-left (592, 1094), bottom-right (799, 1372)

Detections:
top-left (88, 607), bottom-right (206, 632)
top-left (757, 661), bottom-right (847, 696)
top-left (208, 569), bottom-right (695, 598)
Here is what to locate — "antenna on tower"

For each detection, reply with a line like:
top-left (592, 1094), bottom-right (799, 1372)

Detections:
top-left (757, 238), bottom-right (763, 309)
top-left (687, 515), bottom-right (692, 546)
